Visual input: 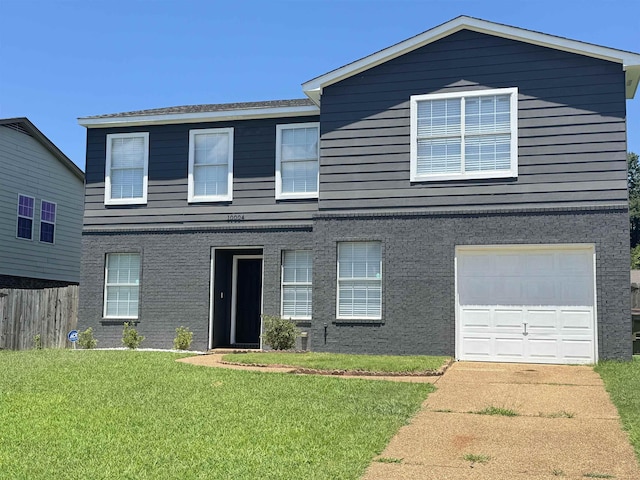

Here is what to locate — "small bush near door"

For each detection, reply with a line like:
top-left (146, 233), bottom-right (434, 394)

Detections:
top-left (173, 326), bottom-right (193, 350)
top-left (262, 315), bottom-right (299, 350)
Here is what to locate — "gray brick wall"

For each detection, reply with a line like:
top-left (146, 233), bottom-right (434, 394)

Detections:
top-left (79, 207), bottom-right (631, 360)
top-left (310, 207), bottom-right (631, 360)
top-left (79, 228), bottom-right (312, 351)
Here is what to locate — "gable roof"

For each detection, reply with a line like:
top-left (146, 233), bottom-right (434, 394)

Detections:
top-left (302, 15), bottom-right (640, 104)
top-left (0, 117), bottom-right (84, 181)
top-left (78, 99), bottom-right (318, 128)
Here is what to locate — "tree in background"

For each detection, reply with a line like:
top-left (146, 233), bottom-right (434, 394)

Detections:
top-left (628, 152), bottom-right (640, 267)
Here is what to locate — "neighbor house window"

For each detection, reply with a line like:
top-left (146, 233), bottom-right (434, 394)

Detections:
top-left (104, 253), bottom-right (141, 318)
top-left (410, 87), bottom-right (518, 182)
top-left (39, 200), bottom-right (56, 244)
top-left (188, 128), bottom-right (234, 202)
top-left (105, 132), bottom-right (149, 205)
top-left (337, 242), bottom-right (382, 319)
top-left (16, 194), bottom-right (35, 240)
top-left (281, 250), bottom-right (312, 319)
top-left (275, 123), bottom-right (319, 199)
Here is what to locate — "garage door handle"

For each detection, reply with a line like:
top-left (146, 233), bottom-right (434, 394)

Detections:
top-left (523, 322), bottom-right (528, 336)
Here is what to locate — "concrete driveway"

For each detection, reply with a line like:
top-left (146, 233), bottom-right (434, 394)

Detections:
top-left (363, 362), bottom-right (640, 480)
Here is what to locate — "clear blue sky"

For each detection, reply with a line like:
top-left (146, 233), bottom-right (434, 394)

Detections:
top-left (1, 0), bottom-right (639, 170)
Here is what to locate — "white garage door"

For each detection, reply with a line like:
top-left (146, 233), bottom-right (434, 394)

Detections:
top-left (456, 245), bottom-right (596, 364)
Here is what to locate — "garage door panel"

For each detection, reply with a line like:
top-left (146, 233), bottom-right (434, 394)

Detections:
top-left (460, 336), bottom-right (492, 357)
top-left (494, 309), bottom-right (525, 330)
top-left (457, 245), bottom-right (596, 364)
top-left (495, 337), bottom-right (526, 358)
top-left (460, 308), bottom-right (491, 328)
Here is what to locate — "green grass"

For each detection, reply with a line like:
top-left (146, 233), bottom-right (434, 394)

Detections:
top-left (583, 473), bottom-right (615, 479)
top-left (0, 350), bottom-right (434, 479)
top-left (222, 352), bottom-right (450, 373)
top-left (471, 406), bottom-right (519, 417)
top-left (595, 356), bottom-right (640, 462)
top-left (374, 457), bottom-right (403, 464)
top-left (462, 453), bottom-right (491, 464)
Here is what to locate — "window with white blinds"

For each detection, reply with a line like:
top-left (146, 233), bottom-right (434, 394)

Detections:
top-left (281, 250), bottom-right (312, 319)
top-left (104, 253), bottom-right (140, 318)
top-left (105, 133), bottom-right (149, 204)
top-left (410, 88), bottom-right (518, 181)
top-left (337, 242), bottom-right (382, 319)
top-left (276, 123), bottom-right (319, 199)
top-left (188, 128), bottom-right (234, 202)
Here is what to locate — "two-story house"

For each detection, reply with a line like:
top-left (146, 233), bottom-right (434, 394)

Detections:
top-left (78, 16), bottom-right (640, 363)
top-left (0, 117), bottom-right (84, 288)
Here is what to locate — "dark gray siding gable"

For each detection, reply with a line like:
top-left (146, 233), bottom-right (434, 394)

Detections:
top-left (84, 115), bottom-right (319, 229)
top-left (319, 29), bottom-right (628, 212)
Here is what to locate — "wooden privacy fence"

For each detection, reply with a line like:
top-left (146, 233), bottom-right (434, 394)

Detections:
top-left (0, 285), bottom-right (78, 350)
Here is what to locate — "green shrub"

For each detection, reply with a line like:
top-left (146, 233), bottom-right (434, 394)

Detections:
top-left (122, 322), bottom-right (144, 349)
top-left (78, 328), bottom-right (98, 349)
top-left (262, 315), bottom-right (299, 350)
top-left (33, 334), bottom-right (42, 350)
top-left (173, 326), bottom-right (193, 350)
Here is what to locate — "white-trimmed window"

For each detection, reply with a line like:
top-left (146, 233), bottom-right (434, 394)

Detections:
top-left (281, 250), bottom-right (312, 319)
top-left (104, 253), bottom-right (141, 318)
top-left (410, 87), bottom-right (518, 182)
top-left (39, 200), bottom-right (56, 244)
top-left (275, 123), bottom-right (319, 199)
top-left (16, 194), bottom-right (35, 240)
top-left (337, 242), bottom-right (382, 319)
top-left (188, 128), bottom-right (234, 202)
top-left (105, 132), bottom-right (149, 205)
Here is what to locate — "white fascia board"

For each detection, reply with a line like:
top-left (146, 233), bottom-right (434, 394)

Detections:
top-left (302, 16), bottom-right (640, 100)
top-left (78, 105), bottom-right (320, 128)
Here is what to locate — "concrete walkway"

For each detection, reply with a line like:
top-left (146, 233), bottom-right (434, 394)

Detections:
top-left (363, 362), bottom-right (640, 480)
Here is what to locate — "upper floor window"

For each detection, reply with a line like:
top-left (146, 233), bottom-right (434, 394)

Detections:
top-left (410, 88), bottom-right (518, 182)
top-left (16, 194), bottom-right (34, 240)
top-left (275, 123), bottom-right (319, 199)
top-left (105, 132), bottom-right (149, 205)
top-left (40, 200), bottom-right (56, 244)
top-left (188, 128), bottom-right (234, 202)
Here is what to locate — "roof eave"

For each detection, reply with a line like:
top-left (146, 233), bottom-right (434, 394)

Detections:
top-left (302, 15), bottom-right (640, 101)
top-left (79, 105), bottom-right (320, 128)
top-left (0, 117), bottom-right (84, 180)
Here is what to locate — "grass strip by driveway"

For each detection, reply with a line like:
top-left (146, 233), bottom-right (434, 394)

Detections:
top-left (0, 350), bottom-right (433, 479)
top-left (595, 356), bottom-right (640, 462)
top-left (222, 352), bottom-right (450, 373)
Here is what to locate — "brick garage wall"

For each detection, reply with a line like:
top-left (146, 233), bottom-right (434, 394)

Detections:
top-left (309, 207), bottom-right (631, 360)
top-left (79, 228), bottom-right (312, 351)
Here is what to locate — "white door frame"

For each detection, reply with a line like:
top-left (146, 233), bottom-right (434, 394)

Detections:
top-left (454, 243), bottom-right (598, 364)
top-left (230, 255), bottom-right (264, 346)
top-left (209, 247), bottom-right (264, 350)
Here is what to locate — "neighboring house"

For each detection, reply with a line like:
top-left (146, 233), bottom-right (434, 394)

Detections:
top-left (78, 16), bottom-right (640, 363)
top-left (0, 118), bottom-right (84, 288)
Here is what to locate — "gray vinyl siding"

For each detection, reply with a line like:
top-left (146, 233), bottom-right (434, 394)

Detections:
top-left (0, 126), bottom-right (83, 283)
top-left (319, 29), bottom-right (628, 212)
top-left (84, 116), bottom-right (319, 230)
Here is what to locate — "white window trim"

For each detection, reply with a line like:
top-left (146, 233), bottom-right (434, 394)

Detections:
top-left (16, 193), bottom-right (35, 241)
top-left (410, 87), bottom-right (518, 182)
top-left (336, 242), bottom-right (383, 321)
top-left (105, 132), bottom-right (149, 205)
top-left (275, 122), bottom-right (320, 200)
top-left (39, 199), bottom-right (57, 245)
top-left (280, 250), bottom-right (312, 320)
top-left (103, 253), bottom-right (141, 319)
top-left (187, 127), bottom-right (234, 203)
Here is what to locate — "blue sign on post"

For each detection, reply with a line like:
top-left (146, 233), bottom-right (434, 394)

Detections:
top-left (68, 330), bottom-right (78, 343)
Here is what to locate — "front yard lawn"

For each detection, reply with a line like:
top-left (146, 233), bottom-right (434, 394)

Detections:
top-left (0, 350), bottom-right (433, 479)
top-left (222, 352), bottom-right (450, 373)
top-left (595, 356), bottom-right (640, 461)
